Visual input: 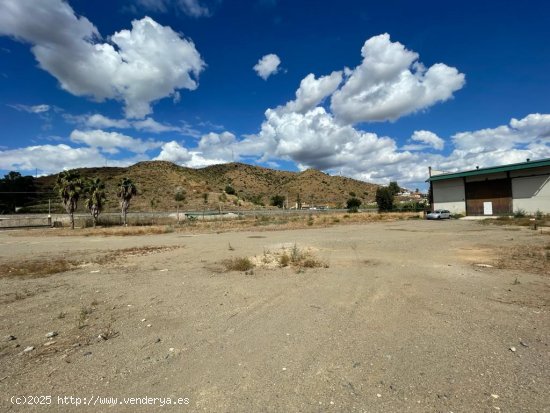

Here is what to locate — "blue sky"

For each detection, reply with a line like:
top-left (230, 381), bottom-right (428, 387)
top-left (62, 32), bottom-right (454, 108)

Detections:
top-left (0, 0), bottom-right (549, 189)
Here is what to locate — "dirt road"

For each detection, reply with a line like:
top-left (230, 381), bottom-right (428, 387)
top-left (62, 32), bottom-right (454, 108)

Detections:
top-left (0, 220), bottom-right (548, 412)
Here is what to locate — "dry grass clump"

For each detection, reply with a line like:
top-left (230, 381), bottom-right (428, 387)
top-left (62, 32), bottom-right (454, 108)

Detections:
top-left (480, 216), bottom-right (550, 227)
top-left (250, 244), bottom-right (327, 271)
top-left (82, 225), bottom-right (175, 236)
top-left (496, 244), bottom-right (550, 275)
top-left (222, 257), bottom-right (255, 272)
top-left (0, 257), bottom-right (76, 278)
top-left (17, 212), bottom-right (423, 238)
top-left (1, 245), bottom-right (180, 278)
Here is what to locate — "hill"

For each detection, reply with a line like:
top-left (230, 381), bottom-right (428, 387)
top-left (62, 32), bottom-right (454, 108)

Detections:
top-left (30, 161), bottom-right (379, 212)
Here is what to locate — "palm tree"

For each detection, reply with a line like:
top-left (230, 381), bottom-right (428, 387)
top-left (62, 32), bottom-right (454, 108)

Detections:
top-left (55, 171), bottom-right (83, 229)
top-left (85, 178), bottom-right (106, 227)
top-left (117, 177), bottom-right (137, 226)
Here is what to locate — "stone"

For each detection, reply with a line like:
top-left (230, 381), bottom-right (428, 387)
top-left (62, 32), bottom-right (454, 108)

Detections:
top-left (44, 341), bottom-right (56, 347)
top-left (510, 346), bottom-right (516, 352)
top-left (23, 346), bottom-right (34, 353)
top-left (520, 341), bottom-right (529, 347)
top-left (6, 335), bottom-right (16, 341)
top-left (46, 331), bottom-right (58, 338)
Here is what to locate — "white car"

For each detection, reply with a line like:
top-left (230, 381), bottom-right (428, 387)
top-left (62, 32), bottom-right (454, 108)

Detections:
top-left (426, 209), bottom-right (451, 220)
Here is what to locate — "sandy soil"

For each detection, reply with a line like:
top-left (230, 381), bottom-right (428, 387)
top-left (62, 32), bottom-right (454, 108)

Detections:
top-left (0, 220), bottom-right (548, 412)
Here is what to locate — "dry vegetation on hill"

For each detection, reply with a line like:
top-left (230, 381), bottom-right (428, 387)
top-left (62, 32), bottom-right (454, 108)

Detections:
top-left (32, 161), bottom-right (379, 213)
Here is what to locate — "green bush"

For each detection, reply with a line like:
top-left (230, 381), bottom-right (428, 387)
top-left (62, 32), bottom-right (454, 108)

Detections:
top-left (270, 194), bottom-right (285, 208)
top-left (346, 197), bottom-right (362, 212)
top-left (375, 187), bottom-right (394, 212)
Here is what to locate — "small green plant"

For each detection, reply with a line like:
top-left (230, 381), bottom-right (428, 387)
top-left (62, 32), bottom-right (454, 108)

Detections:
top-left (514, 208), bottom-right (526, 218)
top-left (307, 215), bottom-right (314, 226)
top-left (535, 209), bottom-right (544, 220)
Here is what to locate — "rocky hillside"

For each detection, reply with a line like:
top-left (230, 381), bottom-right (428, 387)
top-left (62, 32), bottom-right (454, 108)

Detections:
top-left (32, 161), bottom-right (379, 212)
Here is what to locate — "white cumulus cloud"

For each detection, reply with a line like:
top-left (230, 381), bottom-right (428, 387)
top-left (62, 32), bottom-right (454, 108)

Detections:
top-left (70, 129), bottom-right (162, 154)
top-left (85, 114), bottom-right (131, 129)
top-left (253, 54), bottom-right (281, 80)
top-left (133, 117), bottom-right (183, 134)
top-left (0, 144), bottom-right (106, 173)
top-left (276, 71), bottom-right (343, 115)
top-left (0, 0), bottom-right (205, 118)
top-left (406, 130), bottom-right (445, 151)
top-left (331, 33), bottom-right (465, 124)
top-left (154, 140), bottom-right (227, 168)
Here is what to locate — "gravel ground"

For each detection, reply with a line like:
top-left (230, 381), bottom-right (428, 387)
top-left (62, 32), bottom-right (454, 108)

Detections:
top-left (0, 219), bottom-right (548, 412)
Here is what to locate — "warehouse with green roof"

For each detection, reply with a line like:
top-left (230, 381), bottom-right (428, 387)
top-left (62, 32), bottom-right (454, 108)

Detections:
top-left (427, 158), bottom-right (550, 216)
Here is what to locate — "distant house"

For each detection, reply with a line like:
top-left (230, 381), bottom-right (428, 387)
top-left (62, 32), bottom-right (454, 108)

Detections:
top-left (427, 158), bottom-right (550, 216)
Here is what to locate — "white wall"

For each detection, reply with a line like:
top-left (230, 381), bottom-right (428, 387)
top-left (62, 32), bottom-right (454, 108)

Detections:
top-left (432, 178), bottom-right (466, 214)
top-left (512, 174), bottom-right (550, 214)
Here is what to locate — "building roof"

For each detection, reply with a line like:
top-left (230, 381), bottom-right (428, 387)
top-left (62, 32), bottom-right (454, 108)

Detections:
top-left (427, 158), bottom-right (550, 182)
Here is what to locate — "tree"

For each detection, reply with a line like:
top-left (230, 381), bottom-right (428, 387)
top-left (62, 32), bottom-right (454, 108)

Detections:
top-left (270, 194), bottom-right (285, 208)
top-left (388, 181), bottom-right (401, 196)
top-left (375, 186), bottom-right (394, 212)
top-left (55, 171), bottom-right (83, 229)
top-left (117, 177), bottom-right (137, 226)
top-left (346, 197), bottom-right (362, 212)
top-left (0, 171), bottom-right (36, 213)
top-left (84, 177), bottom-right (106, 227)
top-left (224, 185), bottom-right (236, 195)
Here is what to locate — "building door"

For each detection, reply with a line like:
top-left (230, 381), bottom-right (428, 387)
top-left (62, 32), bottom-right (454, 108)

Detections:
top-left (465, 178), bottom-right (512, 216)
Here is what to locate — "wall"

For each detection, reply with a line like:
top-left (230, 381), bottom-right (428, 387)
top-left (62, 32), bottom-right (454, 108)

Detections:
top-left (511, 170), bottom-right (550, 214)
top-left (432, 178), bottom-right (466, 214)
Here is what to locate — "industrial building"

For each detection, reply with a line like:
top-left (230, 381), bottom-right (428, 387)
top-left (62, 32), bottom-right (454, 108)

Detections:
top-left (427, 158), bottom-right (550, 216)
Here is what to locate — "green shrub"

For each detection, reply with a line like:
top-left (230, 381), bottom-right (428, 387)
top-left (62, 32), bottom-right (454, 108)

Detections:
top-left (513, 208), bottom-right (526, 218)
top-left (346, 197), bottom-right (362, 212)
top-left (376, 187), bottom-right (394, 212)
top-left (270, 194), bottom-right (285, 208)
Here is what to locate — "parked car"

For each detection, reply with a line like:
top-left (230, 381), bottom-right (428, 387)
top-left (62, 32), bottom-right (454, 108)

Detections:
top-left (426, 209), bottom-right (451, 220)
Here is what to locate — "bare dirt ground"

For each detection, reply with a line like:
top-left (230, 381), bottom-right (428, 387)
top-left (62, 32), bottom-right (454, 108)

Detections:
top-left (0, 220), bottom-right (548, 412)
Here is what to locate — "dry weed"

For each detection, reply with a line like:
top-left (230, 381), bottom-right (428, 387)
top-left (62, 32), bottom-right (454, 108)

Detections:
top-left (222, 257), bottom-right (254, 272)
